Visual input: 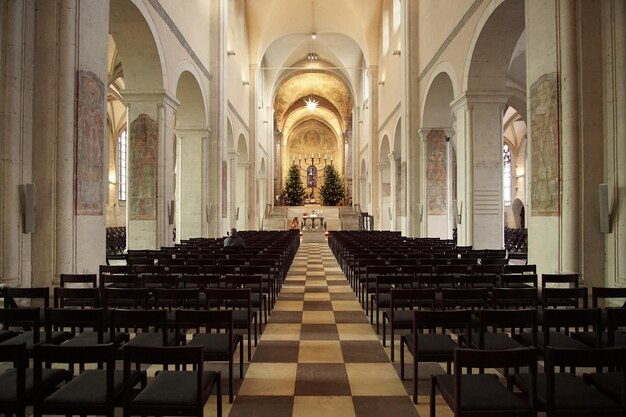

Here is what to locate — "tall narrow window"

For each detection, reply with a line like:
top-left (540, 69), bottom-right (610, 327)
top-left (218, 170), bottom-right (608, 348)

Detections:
top-left (503, 144), bottom-right (512, 206)
top-left (118, 130), bottom-right (127, 201)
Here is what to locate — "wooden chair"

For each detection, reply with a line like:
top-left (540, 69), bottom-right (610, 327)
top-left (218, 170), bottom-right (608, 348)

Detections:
top-left (511, 346), bottom-right (626, 416)
top-left (33, 343), bottom-right (145, 417)
top-left (53, 287), bottom-right (99, 309)
top-left (382, 288), bottom-right (436, 361)
top-left (123, 345), bottom-right (221, 417)
top-left (431, 347), bottom-right (537, 417)
top-left (0, 308), bottom-right (69, 356)
top-left (474, 308), bottom-right (537, 351)
top-left (0, 343), bottom-right (70, 417)
top-left (109, 308), bottom-right (178, 356)
top-left (371, 274), bottom-right (413, 333)
top-left (206, 288), bottom-right (256, 361)
top-left (175, 309), bottom-right (242, 403)
top-left (59, 274), bottom-right (98, 307)
top-left (400, 309), bottom-right (472, 403)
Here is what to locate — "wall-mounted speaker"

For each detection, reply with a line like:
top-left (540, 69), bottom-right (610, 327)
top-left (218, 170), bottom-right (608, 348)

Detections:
top-left (599, 183), bottom-right (610, 233)
top-left (167, 200), bottom-right (175, 225)
top-left (236, 207), bottom-right (240, 220)
top-left (22, 184), bottom-right (35, 234)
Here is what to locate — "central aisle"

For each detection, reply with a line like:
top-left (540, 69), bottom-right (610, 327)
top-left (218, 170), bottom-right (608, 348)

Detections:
top-left (227, 242), bottom-right (420, 417)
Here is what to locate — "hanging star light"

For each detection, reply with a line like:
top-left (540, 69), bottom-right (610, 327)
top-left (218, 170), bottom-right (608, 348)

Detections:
top-left (305, 96), bottom-right (318, 112)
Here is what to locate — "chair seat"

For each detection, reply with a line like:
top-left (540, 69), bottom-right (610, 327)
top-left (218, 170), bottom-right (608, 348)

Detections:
top-left (232, 309), bottom-right (255, 326)
top-left (43, 369), bottom-right (143, 404)
top-left (390, 310), bottom-right (413, 328)
top-left (0, 368), bottom-right (70, 402)
top-left (519, 331), bottom-right (591, 349)
top-left (0, 331), bottom-right (71, 350)
top-left (471, 332), bottom-right (525, 350)
top-left (122, 332), bottom-right (178, 348)
top-left (583, 372), bottom-right (622, 401)
top-left (62, 331), bottom-right (127, 347)
top-left (513, 372), bottom-right (622, 410)
top-left (0, 330), bottom-right (17, 343)
top-left (132, 370), bottom-right (218, 406)
top-left (188, 333), bottom-right (241, 358)
top-left (404, 333), bottom-right (457, 355)
top-left (436, 373), bottom-right (530, 410)
top-left (574, 331), bottom-right (626, 348)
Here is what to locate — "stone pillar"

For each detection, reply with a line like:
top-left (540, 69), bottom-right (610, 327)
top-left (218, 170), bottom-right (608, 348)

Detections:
top-left (450, 96), bottom-right (473, 246)
top-left (369, 66), bottom-right (380, 227)
top-left (175, 128), bottom-right (210, 241)
top-left (604, 0), bottom-right (626, 289)
top-left (124, 91), bottom-right (178, 249)
top-left (1, 0), bottom-right (34, 286)
top-left (378, 160), bottom-right (391, 230)
top-left (402, 0), bottom-right (420, 237)
top-left (559, 0), bottom-right (581, 275)
top-left (388, 151), bottom-right (401, 230)
top-left (417, 129), bottom-right (428, 237)
top-left (237, 161), bottom-right (250, 230)
top-left (228, 151), bottom-right (239, 228)
top-left (470, 96), bottom-right (506, 249)
top-left (208, 0), bottom-right (227, 237)
top-left (248, 64), bottom-right (258, 228)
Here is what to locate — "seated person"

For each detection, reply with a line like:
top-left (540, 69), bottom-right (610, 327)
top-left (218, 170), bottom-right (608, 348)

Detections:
top-left (223, 227), bottom-right (245, 248)
top-left (289, 217), bottom-right (300, 230)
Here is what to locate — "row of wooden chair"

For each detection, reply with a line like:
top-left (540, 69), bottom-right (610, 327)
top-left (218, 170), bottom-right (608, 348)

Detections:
top-left (0, 342), bottom-right (222, 417)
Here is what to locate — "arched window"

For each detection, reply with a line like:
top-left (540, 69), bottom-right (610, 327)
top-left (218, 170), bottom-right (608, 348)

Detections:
top-left (503, 143), bottom-right (512, 207)
top-left (118, 130), bottom-right (127, 201)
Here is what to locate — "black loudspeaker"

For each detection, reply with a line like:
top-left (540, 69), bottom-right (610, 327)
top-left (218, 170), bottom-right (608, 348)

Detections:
top-left (168, 200), bottom-right (175, 225)
top-left (599, 183), bottom-right (610, 233)
top-left (22, 184), bottom-right (35, 234)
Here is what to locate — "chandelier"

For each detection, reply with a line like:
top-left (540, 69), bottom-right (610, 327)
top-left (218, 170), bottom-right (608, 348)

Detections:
top-left (305, 96), bottom-right (318, 112)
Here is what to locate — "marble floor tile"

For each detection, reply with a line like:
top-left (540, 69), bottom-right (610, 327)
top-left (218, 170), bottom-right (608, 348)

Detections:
top-left (293, 396), bottom-right (356, 417)
top-left (295, 363), bottom-right (351, 396)
top-left (237, 363), bottom-right (297, 396)
top-left (345, 363), bottom-right (408, 396)
top-left (298, 340), bottom-right (344, 363)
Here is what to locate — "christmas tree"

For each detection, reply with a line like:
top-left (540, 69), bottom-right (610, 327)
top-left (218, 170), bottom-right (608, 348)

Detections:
top-left (281, 163), bottom-right (306, 205)
top-left (319, 163), bottom-right (346, 206)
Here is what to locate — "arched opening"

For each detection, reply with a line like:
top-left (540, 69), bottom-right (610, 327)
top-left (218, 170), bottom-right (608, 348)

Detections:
top-left (360, 159), bottom-right (368, 213)
top-left (421, 71), bottom-right (455, 239)
top-left (174, 70), bottom-right (207, 241)
top-left (108, 0), bottom-right (165, 249)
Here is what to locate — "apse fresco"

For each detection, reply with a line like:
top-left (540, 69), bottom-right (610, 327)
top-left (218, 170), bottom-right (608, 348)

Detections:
top-left (129, 114), bottom-right (158, 220)
top-left (288, 120), bottom-right (338, 163)
top-left (427, 129), bottom-right (448, 215)
top-left (76, 71), bottom-right (105, 215)
top-left (530, 72), bottom-right (559, 216)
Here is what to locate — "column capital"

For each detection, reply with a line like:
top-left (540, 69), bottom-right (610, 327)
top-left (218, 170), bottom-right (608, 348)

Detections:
top-left (123, 89), bottom-right (180, 109)
top-left (377, 161), bottom-right (390, 171)
top-left (227, 151), bottom-right (240, 161)
top-left (174, 127), bottom-right (211, 137)
top-left (388, 151), bottom-right (401, 162)
top-left (450, 92), bottom-right (509, 112)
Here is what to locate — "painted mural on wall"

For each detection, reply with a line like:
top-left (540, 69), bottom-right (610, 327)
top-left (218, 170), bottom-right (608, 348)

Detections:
top-left (427, 129), bottom-right (448, 215)
top-left (129, 114), bottom-right (158, 220)
top-left (530, 73), bottom-right (559, 216)
top-left (76, 71), bottom-right (105, 215)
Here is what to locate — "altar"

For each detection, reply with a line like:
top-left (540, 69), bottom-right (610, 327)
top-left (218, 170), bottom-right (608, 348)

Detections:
top-left (302, 215), bottom-right (324, 229)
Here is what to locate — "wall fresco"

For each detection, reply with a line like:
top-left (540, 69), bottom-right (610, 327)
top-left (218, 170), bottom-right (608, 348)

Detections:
top-left (427, 129), bottom-right (448, 215)
top-left (129, 114), bottom-right (158, 220)
top-left (76, 71), bottom-right (105, 215)
top-left (530, 72), bottom-right (559, 216)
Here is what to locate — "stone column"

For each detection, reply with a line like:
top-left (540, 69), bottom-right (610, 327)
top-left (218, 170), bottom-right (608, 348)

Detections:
top-left (559, 0), bottom-right (581, 275)
top-left (450, 97), bottom-right (472, 246)
top-left (369, 66), bottom-right (380, 227)
top-left (237, 161), bottom-right (250, 230)
top-left (604, 0), bottom-right (626, 288)
top-left (470, 96), bottom-right (506, 249)
top-left (388, 151), bottom-right (401, 231)
top-left (248, 64), bottom-right (258, 228)
top-left (124, 91), bottom-right (178, 249)
top-left (175, 128), bottom-right (210, 241)
top-left (377, 160), bottom-right (390, 230)
top-left (227, 151), bottom-right (239, 228)
top-left (402, 0), bottom-right (420, 237)
top-left (417, 129), bottom-right (428, 237)
top-left (1, 0), bottom-right (34, 286)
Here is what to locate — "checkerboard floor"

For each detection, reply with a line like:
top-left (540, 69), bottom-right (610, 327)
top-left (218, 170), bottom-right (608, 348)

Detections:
top-left (218, 242), bottom-right (444, 417)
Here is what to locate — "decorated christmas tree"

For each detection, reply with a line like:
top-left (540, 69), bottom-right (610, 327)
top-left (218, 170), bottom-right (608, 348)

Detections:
top-left (319, 163), bottom-right (346, 206)
top-left (281, 163), bottom-right (306, 205)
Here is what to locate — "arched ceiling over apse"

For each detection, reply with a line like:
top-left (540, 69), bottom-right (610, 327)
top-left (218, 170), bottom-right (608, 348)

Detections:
top-left (274, 71), bottom-right (352, 135)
